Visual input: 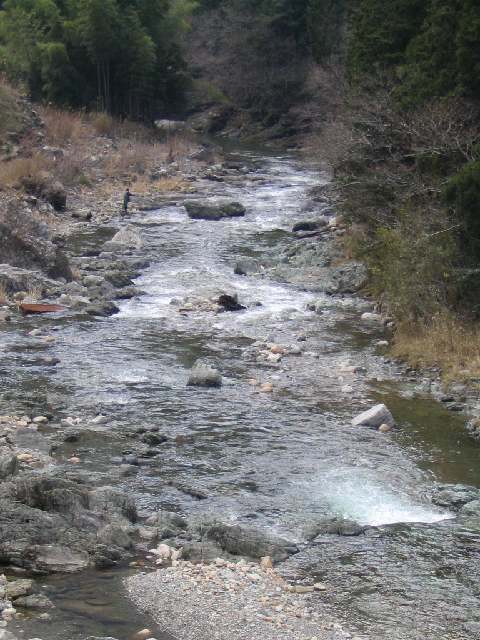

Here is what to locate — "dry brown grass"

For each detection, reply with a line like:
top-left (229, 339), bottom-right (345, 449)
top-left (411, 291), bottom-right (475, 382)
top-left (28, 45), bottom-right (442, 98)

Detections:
top-left (103, 140), bottom-right (167, 176)
top-left (0, 154), bottom-right (52, 189)
top-left (38, 106), bottom-right (85, 145)
top-left (92, 112), bottom-right (115, 137)
top-left (132, 176), bottom-right (192, 193)
top-left (392, 313), bottom-right (480, 382)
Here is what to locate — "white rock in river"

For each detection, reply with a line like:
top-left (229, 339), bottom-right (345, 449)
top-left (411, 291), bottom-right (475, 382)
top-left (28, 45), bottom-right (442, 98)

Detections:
top-left (108, 225), bottom-right (143, 249)
top-left (187, 364), bottom-right (222, 388)
top-left (352, 404), bottom-right (395, 428)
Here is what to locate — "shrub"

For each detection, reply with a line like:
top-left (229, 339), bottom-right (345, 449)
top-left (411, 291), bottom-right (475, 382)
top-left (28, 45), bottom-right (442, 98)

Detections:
top-left (92, 113), bottom-right (115, 137)
top-left (39, 107), bottom-right (84, 145)
top-left (444, 160), bottom-right (480, 263)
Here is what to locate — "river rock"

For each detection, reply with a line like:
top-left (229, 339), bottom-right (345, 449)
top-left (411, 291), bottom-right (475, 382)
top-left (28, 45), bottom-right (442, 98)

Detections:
top-left (14, 594), bottom-right (53, 609)
top-left (0, 630), bottom-right (20, 640)
top-left (43, 180), bottom-right (67, 211)
top-left (234, 258), bottom-right (261, 276)
top-left (459, 500), bottom-right (480, 517)
top-left (187, 365), bottom-right (222, 388)
top-left (352, 404), bottom-right (395, 428)
top-left (5, 579), bottom-right (33, 600)
top-left (0, 476), bottom-right (137, 572)
top-left (432, 484), bottom-right (480, 509)
top-left (292, 219), bottom-right (327, 233)
top-left (307, 517), bottom-right (365, 539)
top-left (154, 119), bottom-right (186, 134)
top-left (326, 262), bottom-right (368, 294)
top-left (204, 523), bottom-right (298, 561)
top-left (85, 301), bottom-right (119, 317)
top-left (217, 293), bottom-right (245, 312)
top-left (106, 226), bottom-right (143, 250)
top-left (185, 200), bottom-right (246, 221)
top-left (145, 510), bottom-right (188, 531)
top-left (0, 453), bottom-right (18, 480)
top-left (0, 252), bottom-right (70, 292)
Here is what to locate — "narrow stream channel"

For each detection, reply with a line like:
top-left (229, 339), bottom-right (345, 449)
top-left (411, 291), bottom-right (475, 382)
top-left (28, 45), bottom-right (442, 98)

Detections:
top-left (4, 151), bottom-right (480, 640)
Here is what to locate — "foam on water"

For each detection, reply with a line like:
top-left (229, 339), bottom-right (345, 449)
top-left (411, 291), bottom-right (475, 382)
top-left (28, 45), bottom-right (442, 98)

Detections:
top-left (309, 468), bottom-right (451, 526)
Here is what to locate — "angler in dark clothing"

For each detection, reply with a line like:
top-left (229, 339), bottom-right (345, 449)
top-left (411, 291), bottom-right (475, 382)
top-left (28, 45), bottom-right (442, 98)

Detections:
top-left (123, 188), bottom-right (133, 214)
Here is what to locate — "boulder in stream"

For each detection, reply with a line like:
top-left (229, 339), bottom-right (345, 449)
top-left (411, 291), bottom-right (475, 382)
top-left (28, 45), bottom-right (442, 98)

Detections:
top-left (104, 226), bottom-right (143, 250)
top-left (0, 476), bottom-right (137, 573)
top-left (352, 404), bottom-right (395, 428)
top-left (204, 523), bottom-right (298, 562)
top-left (185, 200), bottom-right (246, 221)
top-left (217, 293), bottom-right (245, 312)
top-left (292, 219), bottom-right (328, 233)
top-left (187, 364), bottom-right (222, 388)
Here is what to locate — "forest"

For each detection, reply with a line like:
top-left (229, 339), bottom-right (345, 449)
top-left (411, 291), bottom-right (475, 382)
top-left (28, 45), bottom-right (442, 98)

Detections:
top-left (1, 0), bottom-right (480, 349)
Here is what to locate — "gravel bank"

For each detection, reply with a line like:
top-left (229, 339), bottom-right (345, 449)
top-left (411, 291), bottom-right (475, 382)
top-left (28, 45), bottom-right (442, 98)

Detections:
top-left (126, 559), bottom-right (360, 640)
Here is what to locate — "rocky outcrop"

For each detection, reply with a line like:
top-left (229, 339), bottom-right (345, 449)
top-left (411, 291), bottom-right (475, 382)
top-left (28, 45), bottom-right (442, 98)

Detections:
top-left (0, 475), bottom-right (137, 573)
top-left (20, 174), bottom-right (67, 211)
top-left (0, 201), bottom-right (72, 280)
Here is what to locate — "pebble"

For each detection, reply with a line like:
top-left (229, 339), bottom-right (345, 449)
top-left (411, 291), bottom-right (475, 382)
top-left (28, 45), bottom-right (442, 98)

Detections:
top-left (294, 586), bottom-right (314, 594)
top-left (259, 383), bottom-right (274, 393)
top-left (68, 456), bottom-right (81, 464)
top-left (33, 416), bottom-right (48, 424)
top-left (378, 423), bottom-right (392, 433)
top-left (133, 630), bottom-right (153, 640)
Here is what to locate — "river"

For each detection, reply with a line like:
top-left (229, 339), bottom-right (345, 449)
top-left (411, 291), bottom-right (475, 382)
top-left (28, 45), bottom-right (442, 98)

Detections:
top-left (4, 150), bottom-right (480, 640)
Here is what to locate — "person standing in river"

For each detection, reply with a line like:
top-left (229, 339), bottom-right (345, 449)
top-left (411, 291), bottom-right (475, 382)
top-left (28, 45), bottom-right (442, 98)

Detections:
top-left (123, 188), bottom-right (134, 214)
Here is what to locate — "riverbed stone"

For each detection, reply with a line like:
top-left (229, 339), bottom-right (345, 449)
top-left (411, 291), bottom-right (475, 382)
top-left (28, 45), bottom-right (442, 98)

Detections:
top-left (352, 404), bottom-right (395, 429)
top-left (292, 219), bottom-right (327, 233)
top-left (0, 453), bottom-right (18, 480)
top-left (187, 365), bottom-right (222, 388)
top-left (204, 523), bottom-right (298, 561)
top-left (185, 200), bottom-right (246, 221)
top-left (14, 594), bottom-right (53, 609)
top-left (5, 579), bottom-right (33, 600)
top-left (104, 226), bottom-right (143, 250)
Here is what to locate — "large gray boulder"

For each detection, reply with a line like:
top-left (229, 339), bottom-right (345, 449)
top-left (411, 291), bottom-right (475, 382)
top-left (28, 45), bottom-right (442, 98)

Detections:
top-left (0, 202), bottom-right (72, 280)
top-left (0, 476), bottom-right (137, 573)
top-left (292, 219), bottom-right (328, 233)
top-left (185, 200), bottom-right (246, 221)
top-left (187, 364), bottom-right (222, 388)
top-left (43, 180), bottom-right (67, 211)
top-left (352, 404), bottom-right (395, 428)
top-left (0, 451), bottom-right (18, 480)
top-left (104, 226), bottom-right (143, 250)
top-left (204, 523), bottom-right (298, 562)
top-left (325, 262), bottom-right (368, 294)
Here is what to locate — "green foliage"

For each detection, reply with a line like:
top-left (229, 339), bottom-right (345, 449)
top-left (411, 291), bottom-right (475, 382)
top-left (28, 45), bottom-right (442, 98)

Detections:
top-left (347, 0), bottom-right (425, 75)
top-left (0, 0), bottom-right (194, 118)
top-left (359, 219), bottom-right (456, 321)
top-left (445, 161), bottom-right (480, 263)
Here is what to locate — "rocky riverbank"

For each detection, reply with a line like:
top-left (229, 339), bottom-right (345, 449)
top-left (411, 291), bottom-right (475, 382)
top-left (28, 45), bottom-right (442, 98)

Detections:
top-left (1, 112), bottom-right (480, 640)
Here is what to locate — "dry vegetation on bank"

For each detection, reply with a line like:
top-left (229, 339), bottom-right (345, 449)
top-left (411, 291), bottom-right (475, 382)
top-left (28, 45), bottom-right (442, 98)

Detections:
top-left (0, 82), bottom-right (196, 206)
top-left (392, 315), bottom-right (480, 383)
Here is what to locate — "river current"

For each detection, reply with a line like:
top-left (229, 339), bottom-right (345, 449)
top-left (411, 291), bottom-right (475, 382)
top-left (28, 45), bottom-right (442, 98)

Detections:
top-left (4, 151), bottom-right (480, 639)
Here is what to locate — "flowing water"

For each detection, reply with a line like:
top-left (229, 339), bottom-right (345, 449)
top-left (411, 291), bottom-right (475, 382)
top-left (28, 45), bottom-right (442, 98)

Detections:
top-left (3, 151), bottom-right (480, 640)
